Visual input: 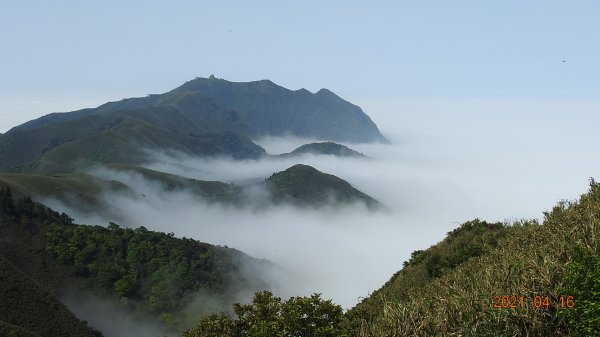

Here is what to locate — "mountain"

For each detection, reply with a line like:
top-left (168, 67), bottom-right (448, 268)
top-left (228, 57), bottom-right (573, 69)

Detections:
top-left (169, 77), bottom-right (388, 143)
top-left (0, 77), bottom-right (385, 174)
top-left (280, 142), bottom-right (366, 158)
top-left (11, 76), bottom-right (387, 144)
top-left (265, 164), bottom-right (378, 208)
top-left (1, 163), bottom-right (380, 216)
top-left (180, 182), bottom-right (600, 336)
top-left (0, 112), bottom-right (266, 174)
top-left (0, 255), bottom-right (103, 337)
top-left (342, 182), bottom-right (600, 336)
top-left (0, 188), bottom-right (274, 333)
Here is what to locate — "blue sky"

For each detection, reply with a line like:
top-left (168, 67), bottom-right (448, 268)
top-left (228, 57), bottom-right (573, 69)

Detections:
top-left (1, 1), bottom-right (599, 132)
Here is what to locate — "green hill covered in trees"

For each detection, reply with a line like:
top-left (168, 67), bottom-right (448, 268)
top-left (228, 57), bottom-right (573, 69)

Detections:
top-left (0, 187), bottom-right (273, 333)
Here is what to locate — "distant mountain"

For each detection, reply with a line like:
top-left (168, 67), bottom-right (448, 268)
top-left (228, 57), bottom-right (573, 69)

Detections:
top-left (0, 256), bottom-right (103, 337)
top-left (265, 164), bottom-right (378, 208)
top-left (169, 77), bottom-right (388, 143)
top-left (0, 111), bottom-right (266, 174)
top-left (0, 163), bottom-right (379, 215)
top-left (11, 76), bottom-right (387, 144)
top-left (280, 142), bottom-right (366, 158)
top-left (342, 182), bottom-right (600, 336)
top-left (0, 77), bottom-right (385, 174)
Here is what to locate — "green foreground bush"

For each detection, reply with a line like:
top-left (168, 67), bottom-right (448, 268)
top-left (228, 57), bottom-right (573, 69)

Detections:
top-left (182, 291), bottom-right (345, 337)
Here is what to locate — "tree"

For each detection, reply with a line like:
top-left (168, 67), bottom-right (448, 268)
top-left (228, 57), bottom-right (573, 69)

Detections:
top-left (182, 291), bottom-right (347, 337)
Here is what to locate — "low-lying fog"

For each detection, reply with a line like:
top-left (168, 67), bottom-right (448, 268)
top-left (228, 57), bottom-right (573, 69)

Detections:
top-left (44, 97), bottom-right (600, 311)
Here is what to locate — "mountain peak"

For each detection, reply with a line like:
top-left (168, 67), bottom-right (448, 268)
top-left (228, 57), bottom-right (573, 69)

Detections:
top-left (316, 88), bottom-right (334, 95)
top-left (266, 164), bottom-right (379, 208)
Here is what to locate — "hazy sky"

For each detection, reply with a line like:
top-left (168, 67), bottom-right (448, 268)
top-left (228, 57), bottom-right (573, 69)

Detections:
top-left (1, 1), bottom-right (599, 132)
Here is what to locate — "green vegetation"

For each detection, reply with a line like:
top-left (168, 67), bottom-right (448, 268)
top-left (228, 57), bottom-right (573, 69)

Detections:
top-left (182, 291), bottom-right (345, 337)
top-left (345, 219), bottom-right (509, 330)
top-left (265, 164), bottom-right (379, 208)
top-left (343, 180), bottom-right (600, 336)
top-left (560, 246), bottom-right (600, 335)
top-left (0, 112), bottom-right (266, 174)
top-left (0, 224), bottom-right (102, 337)
top-left (0, 171), bottom-right (132, 212)
top-left (0, 187), bottom-right (270, 332)
top-left (1, 164), bottom-right (381, 217)
top-left (182, 182), bottom-right (600, 336)
top-left (43, 221), bottom-right (264, 328)
top-left (0, 255), bottom-right (102, 337)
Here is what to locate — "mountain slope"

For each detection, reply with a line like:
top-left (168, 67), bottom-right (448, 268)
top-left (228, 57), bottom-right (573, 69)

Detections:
top-left (8, 76), bottom-right (386, 145)
top-left (344, 181), bottom-right (600, 336)
top-left (0, 102), bottom-right (266, 174)
top-left (265, 164), bottom-right (378, 208)
top-left (170, 77), bottom-right (388, 143)
top-left (181, 182), bottom-right (600, 336)
top-left (0, 187), bottom-right (274, 333)
top-left (0, 255), bottom-right (103, 337)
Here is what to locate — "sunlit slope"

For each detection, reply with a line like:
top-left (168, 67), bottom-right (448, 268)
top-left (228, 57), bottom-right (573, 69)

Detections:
top-left (346, 182), bottom-right (600, 336)
top-left (0, 110), bottom-right (266, 174)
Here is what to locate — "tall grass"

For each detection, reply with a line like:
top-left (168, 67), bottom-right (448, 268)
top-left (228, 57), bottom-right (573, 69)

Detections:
top-left (357, 181), bottom-right (600, 336)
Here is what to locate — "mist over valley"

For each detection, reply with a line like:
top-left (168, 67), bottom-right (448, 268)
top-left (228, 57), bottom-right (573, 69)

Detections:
top-left (1, 75), bottom-right (599, 337)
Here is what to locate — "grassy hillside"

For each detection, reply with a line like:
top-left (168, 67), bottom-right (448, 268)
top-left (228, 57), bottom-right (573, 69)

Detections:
top-left (344, 180), bottom-right (600, 336)
top-left (0, 255), bottom-right (103, 337)
top-left (265, 164), bottom-right (379, 208)
top-left (0, 171), bottom-right (133, 212)
top-left (0, 111), bottom-right (266, 174)
top-left (0, 187), bottom-right (272, 332)
top-left (345, 219), bottom-right (510, 329)
top-left (99, 164), bottom-right (242, 202)
top-left (182, 181), bottom-right (600, 336)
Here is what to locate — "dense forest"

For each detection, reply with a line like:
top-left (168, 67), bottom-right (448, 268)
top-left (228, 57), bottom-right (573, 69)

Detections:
top-left (0, 187), bottom-right (270, 334)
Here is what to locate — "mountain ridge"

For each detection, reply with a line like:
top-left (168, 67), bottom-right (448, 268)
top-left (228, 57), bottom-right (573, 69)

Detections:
top-left (8, 77), bottom-right (387, 144)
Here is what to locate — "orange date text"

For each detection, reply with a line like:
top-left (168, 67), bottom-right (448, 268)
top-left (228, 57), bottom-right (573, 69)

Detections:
top-left (492, 295), bottom-right (575, 309)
